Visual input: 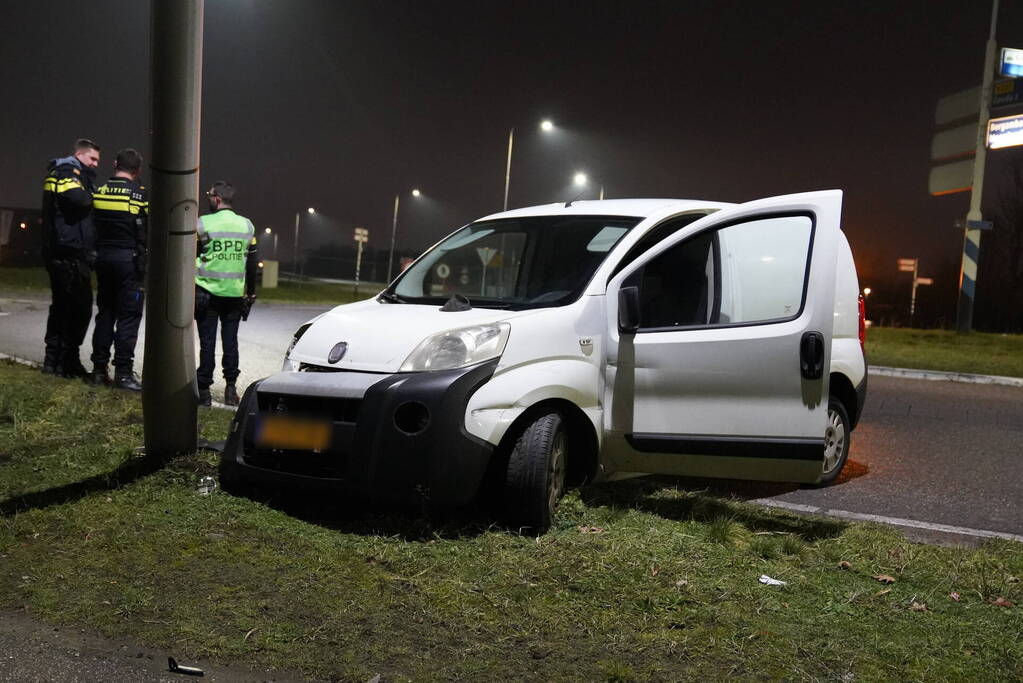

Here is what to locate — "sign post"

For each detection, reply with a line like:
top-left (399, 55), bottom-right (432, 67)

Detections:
top-left (353, 226), bottom-right (369, 299)
top-left (956, 0), bottom-right (1000, 333)
top-left (898, 258), bottom-right (926, 323)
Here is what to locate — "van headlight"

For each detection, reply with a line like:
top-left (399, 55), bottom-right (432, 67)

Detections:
top-left (282, 322), bottom-right (314, 371)
top-left (400, 323), bottom-right (510, 372)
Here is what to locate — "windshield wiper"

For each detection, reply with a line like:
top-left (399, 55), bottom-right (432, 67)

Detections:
top-left (377, 290), bottom-right (406, 304)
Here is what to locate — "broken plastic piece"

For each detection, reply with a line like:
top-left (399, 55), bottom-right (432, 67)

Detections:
top-left (197, 476), bottom-right (217, 496)
top-left (758, 574), bottom-right (787, 586)
top-left (168, 656), bottom-right (205, 676)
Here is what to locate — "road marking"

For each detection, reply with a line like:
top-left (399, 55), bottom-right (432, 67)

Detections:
top-left (752, 498), bottom-right (1023, 543)
top-left (870, 365), bottom-right (1023, 388)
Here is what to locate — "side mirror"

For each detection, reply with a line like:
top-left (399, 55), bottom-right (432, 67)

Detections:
top-left (618, 286), bottom-right (640, 334)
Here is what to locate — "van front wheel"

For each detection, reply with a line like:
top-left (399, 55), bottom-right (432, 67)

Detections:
top-left (503, 412), bottom-right (567, 534)
top-left (820, 398), bottom-right (850, 485)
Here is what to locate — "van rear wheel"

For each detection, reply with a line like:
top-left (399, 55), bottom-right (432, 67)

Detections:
top-left (819, 398), bottom-right (850, 485)
top-left (503, 411), bottom-right (567, 534)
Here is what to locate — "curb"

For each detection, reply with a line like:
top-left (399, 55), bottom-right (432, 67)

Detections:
top-left (753, 499), bottom-right (1023, 545)
top-left (0, 351), bottom-right (233, 411)
top-left (869, 365), bottom-right (1023, 388)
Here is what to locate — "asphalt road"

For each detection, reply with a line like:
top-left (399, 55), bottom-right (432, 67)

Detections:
top-left (0, 291), bottom-right (320, 401)
top-left (689, 374), bottom-right (1023, 539)
top-left (2, 290), bottom-right (1021, 539)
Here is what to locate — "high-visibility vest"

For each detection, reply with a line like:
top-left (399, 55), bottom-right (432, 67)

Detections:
top-left (195, 209), bottom-right (255, 298)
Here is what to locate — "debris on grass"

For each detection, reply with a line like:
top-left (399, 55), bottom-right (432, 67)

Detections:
top-left (988, 597), bottom-right (1015, 608)
top-left (838, 560), bottom-right (853, 570)
top-left (950, 592), bottom-right (961, 602)
top-left (167, 656), bottom-right (204, 676)
top-left (909, 601), bottom-right (928, 612)
top-left (872, 574), bottom-right (897, 584)
top-left (758, 575), bottom-right (786, 587)
top-left (577, 525), bottom-right (605, 534)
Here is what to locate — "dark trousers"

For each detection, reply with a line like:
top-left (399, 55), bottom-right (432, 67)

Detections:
top-left (44, 256), bottom-right (93, 371)
top-left (90, 257), bottom-right (144, 373)
top-left (196, 289), bottom-right (242, 390)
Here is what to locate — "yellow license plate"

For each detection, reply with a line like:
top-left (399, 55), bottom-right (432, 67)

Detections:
top-left (256, 415), bottom-right (332, 451)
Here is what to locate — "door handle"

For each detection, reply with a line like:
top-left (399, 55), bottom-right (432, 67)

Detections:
top-left (800, 331), bottom-right (825, 380)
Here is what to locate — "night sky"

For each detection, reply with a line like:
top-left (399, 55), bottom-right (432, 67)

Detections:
top-left (3, 1), bottom-right (1021, 319)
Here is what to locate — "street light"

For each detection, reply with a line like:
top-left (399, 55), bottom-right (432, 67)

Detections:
top-left (293, 207), bottom-right (314, 270)
top-left (264, 227), bottom-right (278, 259)
top-left (388, 189), bottom-right (422, 283)
top-left (573, 171), bottom-right (605, 200)
top-left (503, 119), bottom-right (556, 211)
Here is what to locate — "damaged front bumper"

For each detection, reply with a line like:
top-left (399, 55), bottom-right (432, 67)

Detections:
top-left (220, 360), bottom-right (498, 506)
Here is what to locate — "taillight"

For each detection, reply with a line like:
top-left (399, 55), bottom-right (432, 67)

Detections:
top-left (857, 294), bottom-right (867, 353)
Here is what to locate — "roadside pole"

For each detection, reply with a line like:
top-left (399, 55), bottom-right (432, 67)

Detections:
top-left (353, 226), bottom-right (368, 300)
top-left (143, 0), bottom-right (203, 457)
top-left (957, 0), bottom-right (1000, 332)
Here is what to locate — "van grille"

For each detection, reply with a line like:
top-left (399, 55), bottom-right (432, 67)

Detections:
top-left (256, 393), bottom-right (361, 423)
top-left (244, 393), bottom-right (361, 478)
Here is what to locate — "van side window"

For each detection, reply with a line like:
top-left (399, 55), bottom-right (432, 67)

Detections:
top-left (634, 214), bottom-right (813, 331)
top-left (609, 213), bottom-right (708, 281)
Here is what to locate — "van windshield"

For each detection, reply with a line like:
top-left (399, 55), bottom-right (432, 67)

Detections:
top-left (388, 215), bottom-right (640, 309)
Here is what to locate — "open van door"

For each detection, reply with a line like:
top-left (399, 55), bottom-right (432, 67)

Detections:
top-left (604, 190), bottom-right (842, 483)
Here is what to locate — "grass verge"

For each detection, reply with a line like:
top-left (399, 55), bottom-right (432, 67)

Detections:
top-left (0, 266), bottom-right (51, 292)
top-left (0, 265), bottom-right (377, 306)
top-left (2, 368), bottom-right (1023, 680)
top-left (255, 279), bottom-right (381, 306)
top-left (867, 327), bottom-right (1023, 378)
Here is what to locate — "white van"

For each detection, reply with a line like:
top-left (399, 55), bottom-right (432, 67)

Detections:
top-left (221, 190), bottom-right (867, 532)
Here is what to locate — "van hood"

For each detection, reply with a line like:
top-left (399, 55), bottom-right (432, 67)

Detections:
top-left (288, 299), bottom-right (532, 372)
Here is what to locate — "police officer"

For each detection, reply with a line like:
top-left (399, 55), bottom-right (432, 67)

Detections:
top-left (88, 148), bottom-right (148, 391)
top-left (41, 138), bottom-right (100, 377)
top-left (195, 181), bottom-right (258, 406)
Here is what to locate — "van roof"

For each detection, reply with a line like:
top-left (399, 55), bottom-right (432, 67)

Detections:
top-left (479, 198), bottom-right (736, 221)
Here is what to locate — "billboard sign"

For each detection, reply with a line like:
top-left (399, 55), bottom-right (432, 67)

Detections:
top-left (987, 114), bottom-right (1023, 149)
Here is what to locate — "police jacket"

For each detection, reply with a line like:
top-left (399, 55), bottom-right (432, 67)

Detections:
top-left (195, 208), bottom-right (259, 298)
top-left (41, 156), bottom-right (96, 259)
top-left (93, 176), bottom-right (148, 269)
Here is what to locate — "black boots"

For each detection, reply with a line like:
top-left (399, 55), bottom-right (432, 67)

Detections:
top-left (88, 366), bottom-right (112, 386)
top-left (114, 371), bottom-right (143, 392)
top-left (197, 385), bottom-right (237, 406)
top-left (61, 361), bottom-right (89, 379)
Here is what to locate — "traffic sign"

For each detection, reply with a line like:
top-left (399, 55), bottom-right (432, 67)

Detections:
top-left (1000, 48), bottom-right (1023, 78)
top-left (987, 114), bottom-right (1023, 149)
top-left (353, 226), bottom-right (369, 243)
top-left (954, 218), bottom-right (994, 231)
top-left (897, 258), bottom-right (917, 273)
top-left (935, 85), bottom-right (980, 126)
top-left (928, 158), bottom-right (974, 196)
top-left (930, 122), bottom-right (977, 161)
top-left (476, 246), bottom-right (497, 266)
top-left (992, 78), bottom-right (1023, 108)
